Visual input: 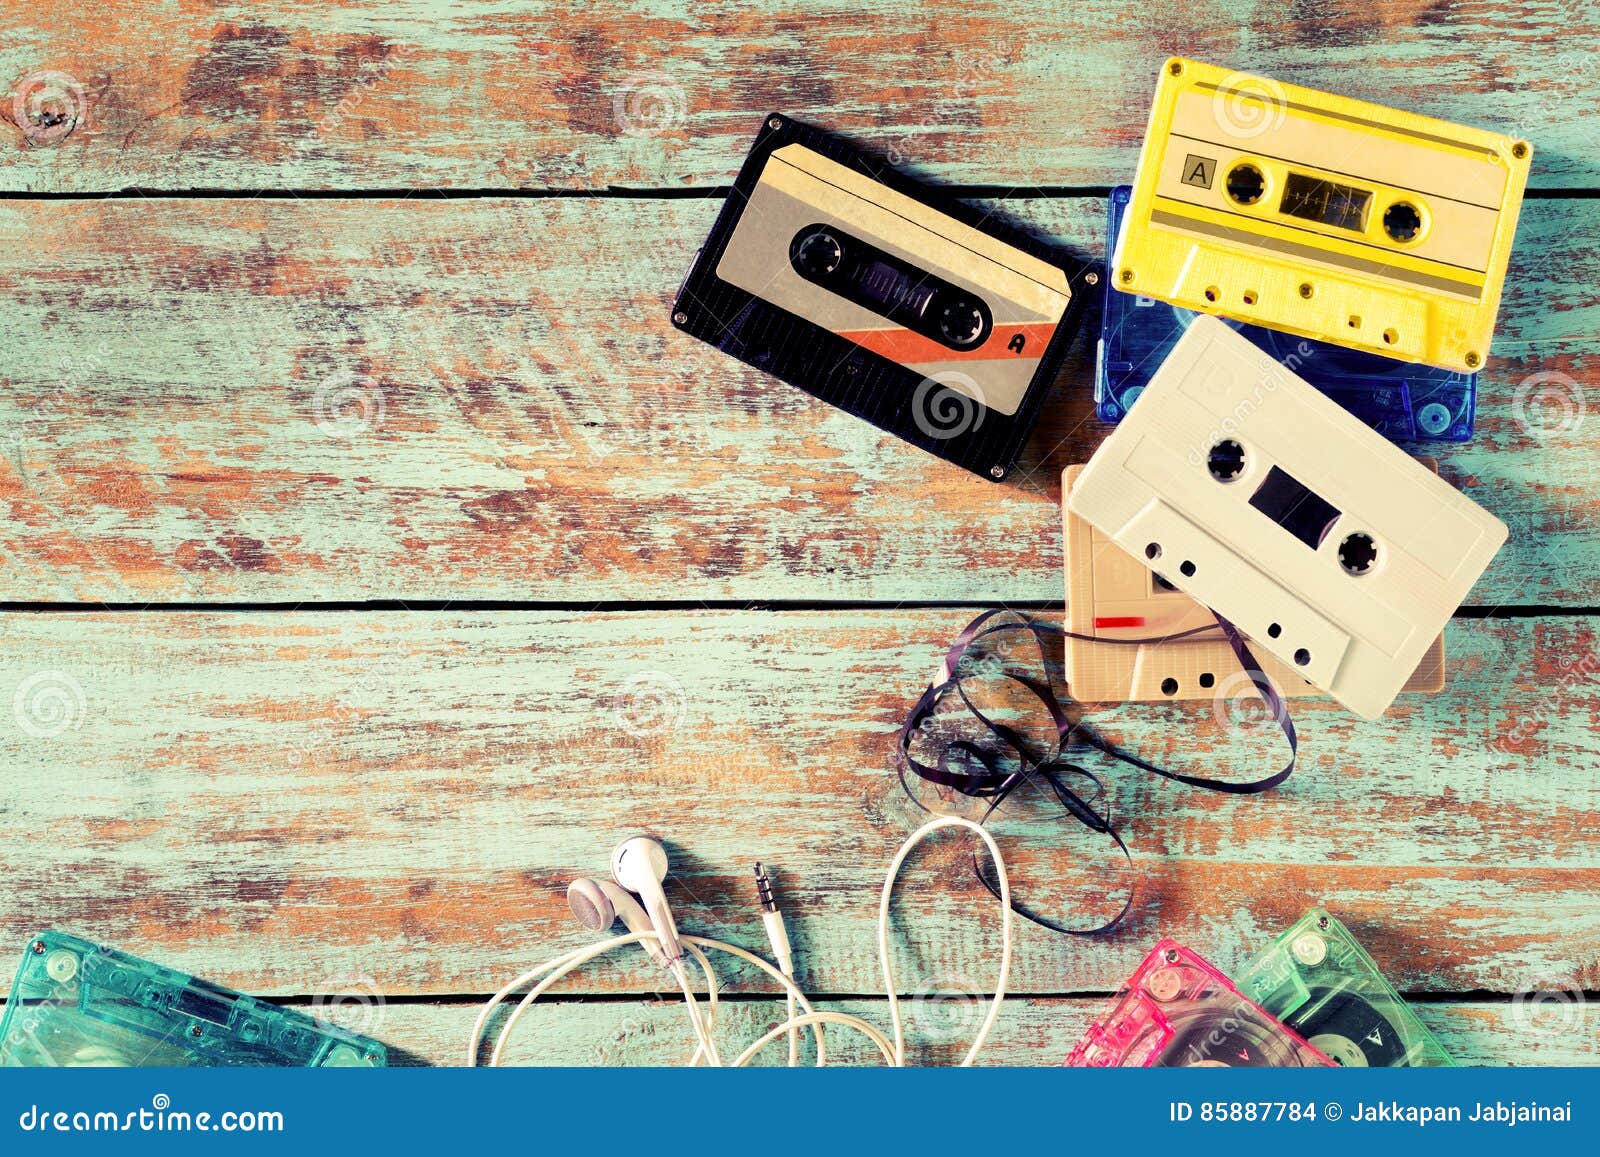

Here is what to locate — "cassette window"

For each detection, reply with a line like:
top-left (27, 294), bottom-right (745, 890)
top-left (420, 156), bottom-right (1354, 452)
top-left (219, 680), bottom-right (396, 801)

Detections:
top-left (1280, 173), bottom-right (1372, 233)
top-left (1248, 465), bottom-right (1342, 549)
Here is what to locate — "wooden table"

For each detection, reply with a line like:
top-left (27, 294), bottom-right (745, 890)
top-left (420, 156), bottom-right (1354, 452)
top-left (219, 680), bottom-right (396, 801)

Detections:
top-left (1, 2), bottom-right (1596, 1066)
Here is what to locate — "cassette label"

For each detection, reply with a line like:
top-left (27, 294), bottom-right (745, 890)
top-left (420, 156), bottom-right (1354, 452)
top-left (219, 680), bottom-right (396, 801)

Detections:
top-left (1241, 910), bottom-right (1454, 1067)
top-left (1067, 315), bottom-right (1506, 719)
top-left (1066, 940), bottom-right (1332, 1067)
top-left (1115, 59), bottom-right (1531, 373)
top-left (674, 115), bottom-right (1098, 480)
top-left (1096, 186), bottom-right (1477, 441)
top-left (0, 930), bottom-right (386, 1067)
top-left (1062, 465), bottom-right (1445, 702)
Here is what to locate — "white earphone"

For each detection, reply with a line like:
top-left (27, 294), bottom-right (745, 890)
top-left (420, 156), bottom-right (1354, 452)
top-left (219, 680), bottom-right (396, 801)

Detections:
top-left (470, 815), bottom-right (1014, 1067)
top-left (610, 837), bottom-right (683, 963)
top-left (566, 878), bottom-right (666, 965)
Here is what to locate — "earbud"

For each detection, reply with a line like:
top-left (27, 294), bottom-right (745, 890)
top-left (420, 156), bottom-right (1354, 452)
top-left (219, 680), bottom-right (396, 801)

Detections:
top-left (566, 878), bottom-right (666, 964)
top-left (611, 837), bottom-right (683, 963)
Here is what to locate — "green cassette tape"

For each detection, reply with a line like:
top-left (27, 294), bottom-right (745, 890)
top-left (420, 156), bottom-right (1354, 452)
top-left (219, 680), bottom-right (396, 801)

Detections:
top-left (1240, 909), bottom-right (1453, 1067)
top-left (0, 930), bottom-right (386, 1067)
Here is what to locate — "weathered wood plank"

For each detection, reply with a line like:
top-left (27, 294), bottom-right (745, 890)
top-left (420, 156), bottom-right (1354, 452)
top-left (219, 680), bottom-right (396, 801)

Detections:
top-left (1, 198), bottom-right (1593, 604)
top-left (1, 997), bottom-right (1582, 1066)
top-left (279, 999), bottom-right (1600, 1067)
top-left (1, 1), bottom-right (1595, 191)
top-left (1, 610), bottom-right (1595, 998)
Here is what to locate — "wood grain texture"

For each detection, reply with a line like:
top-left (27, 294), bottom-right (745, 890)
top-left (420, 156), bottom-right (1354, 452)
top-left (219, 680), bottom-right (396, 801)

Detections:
top-left (2, 994), bottom-right (1588, 1068)
top-left (1, 609), bottom-right (1594, 1003)
top-left (1, 196), bottom-right (1594, 604)
top-left (286, 999), bottom-right (1600, 1067)
top-left (1, 1), bottom-right (1595, 191)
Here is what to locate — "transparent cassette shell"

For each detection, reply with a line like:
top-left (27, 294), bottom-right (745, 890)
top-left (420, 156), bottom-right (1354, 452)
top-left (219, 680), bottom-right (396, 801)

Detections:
top-left (1240, 909), bottom-right (1454, 1067)
top-left (1097, 186), bottom-right (1476, 442)
top-left (1067, 939), bottom-right (1332, 1067)
top-left (0, 930), bottom-right (386, 1068)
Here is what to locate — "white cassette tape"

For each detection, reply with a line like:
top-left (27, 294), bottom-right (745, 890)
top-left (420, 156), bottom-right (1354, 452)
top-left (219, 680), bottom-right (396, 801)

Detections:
top-left (1066, 315), bottom-right (1506, 719)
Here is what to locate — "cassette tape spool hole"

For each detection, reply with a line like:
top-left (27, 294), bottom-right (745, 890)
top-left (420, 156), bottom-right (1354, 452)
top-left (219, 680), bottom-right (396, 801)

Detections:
top-left (1382, 201), bottom-right (1424, 243)
top-left (1338, 531), bottom-right (1380, 575)
top-left (1206, 439), bottom-right (1247, 482)
top-left (1225, 163), bottom-right (1266, 206)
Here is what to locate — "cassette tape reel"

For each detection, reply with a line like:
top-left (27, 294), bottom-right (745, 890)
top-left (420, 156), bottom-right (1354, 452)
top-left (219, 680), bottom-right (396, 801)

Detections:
top-left (1067, 315), bottom-right (1506, 719)
top-left (1096, 186), bottom-right (1477, 441)
top-left (1066, 940), bottom-right (1332, 1067)
top-left (1063, 465), bottom-right (1445, 703)
top-left (1241, 909), bottom-right (1454, 1067)
top-left (1115, 59), bottom-right (1531, 373)
top-left (0, 930), bottom-right (386, 1067)
top-left (673, 114), bottom-right (1099, 480)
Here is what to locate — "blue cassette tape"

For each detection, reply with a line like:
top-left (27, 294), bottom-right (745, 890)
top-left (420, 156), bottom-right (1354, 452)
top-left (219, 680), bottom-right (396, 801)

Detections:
top-left (0, 930), bottom-right (387, 1067)
top-left (1096, 187), bottom-right (1476, 442)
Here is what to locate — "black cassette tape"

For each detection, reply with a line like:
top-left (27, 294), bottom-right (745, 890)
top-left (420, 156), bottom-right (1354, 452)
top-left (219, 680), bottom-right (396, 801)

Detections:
top-left (672, 115), bottom-right (1099, 481)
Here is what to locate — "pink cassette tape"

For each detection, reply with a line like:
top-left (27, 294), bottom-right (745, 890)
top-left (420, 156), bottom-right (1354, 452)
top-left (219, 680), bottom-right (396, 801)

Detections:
top-left (1067, 940), bottom-right (1334, 1067)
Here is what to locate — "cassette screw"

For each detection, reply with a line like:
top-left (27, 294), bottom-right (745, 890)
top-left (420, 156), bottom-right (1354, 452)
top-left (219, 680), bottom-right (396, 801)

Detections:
top-left (989, 466), bottom-right (1004, 479)
top-left (1164, 948), bottom-right (1179, 963)
top-left (672, 311), bottom-right (688, 325)
top-left (1118, 269), bottom-right (1134, 285)
top-left (768, 116), bottom-right (783, 130)
top-left (1317, 915), bottom-right (1330, 929)
top-left (189, 1024), bottom-right (203, 1038)
top-left (1085, 271), bottom-right (1099, 286)
top-left (1464, 351), bottom-right (1481, 369)
top-left (30, 940), bottom-right (45, 954)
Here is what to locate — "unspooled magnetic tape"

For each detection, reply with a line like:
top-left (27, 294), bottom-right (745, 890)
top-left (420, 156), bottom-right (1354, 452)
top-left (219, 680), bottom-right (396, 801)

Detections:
top-left (672, 114), bottom-right (1100, 480)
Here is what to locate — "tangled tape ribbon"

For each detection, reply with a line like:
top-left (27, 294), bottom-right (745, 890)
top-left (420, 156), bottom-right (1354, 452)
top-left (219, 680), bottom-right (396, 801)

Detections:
top-left (896, 609), bottom-right (1296, 935)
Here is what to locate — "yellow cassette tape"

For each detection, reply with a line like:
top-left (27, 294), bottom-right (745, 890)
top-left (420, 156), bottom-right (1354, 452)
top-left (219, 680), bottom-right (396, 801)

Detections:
top-left (1114, 58), bottom-right (1531, 373)
top-left (1062, 466), bottom-right (1445, 704)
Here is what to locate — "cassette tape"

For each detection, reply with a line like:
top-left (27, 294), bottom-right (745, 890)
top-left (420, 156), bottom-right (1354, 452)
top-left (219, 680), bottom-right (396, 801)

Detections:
top-left (672, 114), bottom-right (1099, 480)
top-left (1096, 187), bottom-right (1477, 442)
top-left (1067, 315), bottom-right (1506, 719)
top-left (0, 930), bottom-right (386, 1067)
top-left (1240, 909), bottom-right (1454, 1067)
top-left (1066, 940), bottom-right (1332, 1067)
top-left (1114, 58), bottom-right (1531, 373)
top-left (1063, 465), bottom-right (1445, 702)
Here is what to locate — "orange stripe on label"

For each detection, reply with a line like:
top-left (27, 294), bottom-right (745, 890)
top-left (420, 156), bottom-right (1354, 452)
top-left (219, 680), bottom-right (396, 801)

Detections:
top-left (835, 322), bottom-right (1059, 364)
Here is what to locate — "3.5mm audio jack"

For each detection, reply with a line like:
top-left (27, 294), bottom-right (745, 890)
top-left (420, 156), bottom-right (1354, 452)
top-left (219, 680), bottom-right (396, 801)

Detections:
top-left (754, 863), bottom-right (800, 1066)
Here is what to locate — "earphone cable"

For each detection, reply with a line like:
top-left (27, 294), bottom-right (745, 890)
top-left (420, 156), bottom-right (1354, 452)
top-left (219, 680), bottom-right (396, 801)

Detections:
top-left (469, 815), bottom-right (1012, 1067)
